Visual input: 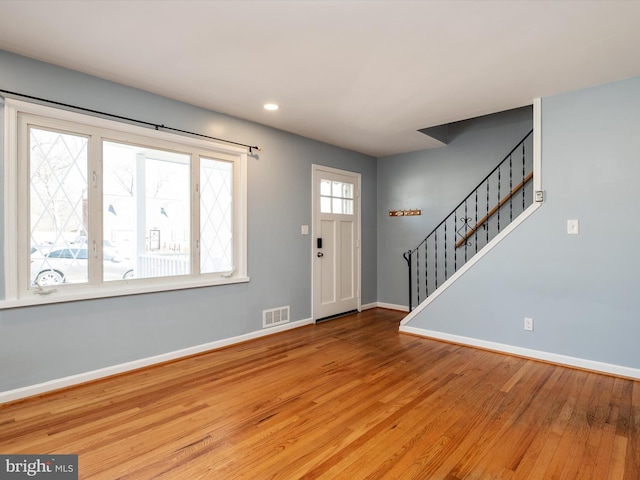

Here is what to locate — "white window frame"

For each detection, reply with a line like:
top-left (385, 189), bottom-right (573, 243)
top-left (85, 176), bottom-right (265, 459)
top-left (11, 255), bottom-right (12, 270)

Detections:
top-left (2, 99), bottom-right (248, 308)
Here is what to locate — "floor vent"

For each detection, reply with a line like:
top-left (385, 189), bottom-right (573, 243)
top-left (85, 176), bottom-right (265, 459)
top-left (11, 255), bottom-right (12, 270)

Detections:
top-left (263, 306), bottom-right (290, 328)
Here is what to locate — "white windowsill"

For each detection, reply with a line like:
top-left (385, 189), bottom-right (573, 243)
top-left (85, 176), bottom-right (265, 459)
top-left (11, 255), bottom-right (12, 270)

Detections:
top-left (0, 275), bottom-right (250, 310)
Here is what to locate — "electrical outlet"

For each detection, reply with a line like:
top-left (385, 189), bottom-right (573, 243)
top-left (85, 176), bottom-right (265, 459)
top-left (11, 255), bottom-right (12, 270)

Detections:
top-left (567, 219), bottom-right (579, 235)
top-left (524, 317), bottom-right (534, 331)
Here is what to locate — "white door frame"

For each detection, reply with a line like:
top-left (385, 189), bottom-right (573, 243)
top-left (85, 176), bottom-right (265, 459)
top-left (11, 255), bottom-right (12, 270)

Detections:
top-left (311, 164), bottom-right (361, 322)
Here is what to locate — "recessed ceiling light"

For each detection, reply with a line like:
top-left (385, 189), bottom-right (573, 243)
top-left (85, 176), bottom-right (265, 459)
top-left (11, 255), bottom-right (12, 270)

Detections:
top-left (264, 103), bottom-right (279, 111)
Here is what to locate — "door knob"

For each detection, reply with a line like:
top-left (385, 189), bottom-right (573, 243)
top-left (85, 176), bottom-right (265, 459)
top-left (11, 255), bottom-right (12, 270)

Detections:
top-left (317, 252), bottom-right (324, 257)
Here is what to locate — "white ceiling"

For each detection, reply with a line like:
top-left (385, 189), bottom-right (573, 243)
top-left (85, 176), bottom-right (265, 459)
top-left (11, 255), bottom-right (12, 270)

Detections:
top-left (1, 0), bottom-right (639, 157)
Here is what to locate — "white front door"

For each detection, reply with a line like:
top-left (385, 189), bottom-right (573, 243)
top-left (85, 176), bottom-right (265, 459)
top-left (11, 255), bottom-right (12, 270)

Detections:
top-left (312, 165), bottom-right (360, 321)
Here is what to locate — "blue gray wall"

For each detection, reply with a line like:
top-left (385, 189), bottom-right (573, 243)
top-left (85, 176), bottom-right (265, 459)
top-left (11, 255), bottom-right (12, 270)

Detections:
top-left (3, 48), bottom-right (638, 393)
top-left (0, 50), bottom-right (377, 392)
top-left (377, 107), bottom-right (533, 307)
top-left (405, 77), bottom-right (640, 369)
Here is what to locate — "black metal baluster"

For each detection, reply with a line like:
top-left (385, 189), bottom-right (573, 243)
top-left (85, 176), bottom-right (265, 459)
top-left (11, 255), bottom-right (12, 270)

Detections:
top-left (464, 201), bottom-right (468, 264)
top-left (434, 230), bottom-right (438, 289)
top-left (486, 180), bottom-right (489, 246)
top-left (509, 154), bottom-right (513, 222)
top-left (444, 221), bottom-right (447, 281)
top-left (522, 142), bottom-right (526, 211)
top-left (475, 189), bottom-right (478, 254)
top-left (416, 248), bottom-right (420, 306)
top-left (454, 209), bottom-right (457, 272)
top-left (425, 241), bottom-right (428, 297)
top-left (403, 249), bottom-right (412, 311)
top-left (497, 165), bottom-right (501, 233)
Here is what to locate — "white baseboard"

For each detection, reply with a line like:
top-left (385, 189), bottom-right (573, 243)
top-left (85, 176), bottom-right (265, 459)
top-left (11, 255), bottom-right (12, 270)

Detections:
top-left (0, 317), bottom-right (314, 405)
top-left (360, 302), bottom-right (377, 311)
top-left (375, 302), bottom-right (409, 312)
top-left (400, 325), bottom-right (640, 380)
top-left (361, 302), bottom-right (408, 312)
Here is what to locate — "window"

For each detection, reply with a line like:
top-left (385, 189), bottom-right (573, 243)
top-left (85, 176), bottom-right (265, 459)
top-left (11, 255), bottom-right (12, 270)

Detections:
top-left (4, 99), bottom-right (248, 306)
top-left (320, 179), bottom-right (354, 215)
top-left (101, 141), bottom-right (192, 281)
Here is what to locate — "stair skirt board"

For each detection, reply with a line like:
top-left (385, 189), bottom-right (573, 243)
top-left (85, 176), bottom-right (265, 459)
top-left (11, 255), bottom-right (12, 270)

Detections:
top-left (401, 201), bottom-right (541, 326)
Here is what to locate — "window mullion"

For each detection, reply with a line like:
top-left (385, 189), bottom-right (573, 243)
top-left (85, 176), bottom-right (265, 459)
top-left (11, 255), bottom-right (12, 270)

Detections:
top-left (12, 113), bottom-right (28, 298)
top-left (234, 154), bottom-right (247, 277)
top-left (191, 153), bottom-right (201, 276)
top-left (87, 135), bottom-right (103, 284)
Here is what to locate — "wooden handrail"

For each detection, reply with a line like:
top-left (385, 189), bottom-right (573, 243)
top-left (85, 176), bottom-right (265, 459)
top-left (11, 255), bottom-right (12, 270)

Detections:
top-left (455, 171), bottom-right (533, 249)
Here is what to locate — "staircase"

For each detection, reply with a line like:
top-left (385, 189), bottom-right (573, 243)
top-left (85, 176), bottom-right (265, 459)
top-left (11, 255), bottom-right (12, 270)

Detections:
top-left (403, 129), bottom-right (534, 311)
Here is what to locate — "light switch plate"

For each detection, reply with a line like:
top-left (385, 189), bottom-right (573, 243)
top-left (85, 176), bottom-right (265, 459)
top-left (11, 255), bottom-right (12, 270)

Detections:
top-left (567, 219), bottom-right (579, 235)
top-left (301, 225), bottom-right (309, 235)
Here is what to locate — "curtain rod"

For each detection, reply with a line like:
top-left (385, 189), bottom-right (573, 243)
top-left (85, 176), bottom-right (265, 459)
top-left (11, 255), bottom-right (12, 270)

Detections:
top-left (0, 88), bottom-right (262, 153)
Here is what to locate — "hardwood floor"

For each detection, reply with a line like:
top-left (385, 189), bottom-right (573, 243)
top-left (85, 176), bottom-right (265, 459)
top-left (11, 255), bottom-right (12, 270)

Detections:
top-left (1, 308), bottom-right (639, 479)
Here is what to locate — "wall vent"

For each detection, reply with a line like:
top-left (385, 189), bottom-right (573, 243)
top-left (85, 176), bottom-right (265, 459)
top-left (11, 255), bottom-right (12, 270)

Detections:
top-left (263, 306), bottom-right (290, 328)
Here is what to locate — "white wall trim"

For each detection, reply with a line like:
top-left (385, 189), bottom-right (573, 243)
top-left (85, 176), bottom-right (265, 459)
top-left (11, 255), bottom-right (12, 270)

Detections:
top-left (0, 317), bottom-right (314, 405)
top-left (375, 302), bottom-right (409, 312)
top-left (354, 302), bottom-right (408, 312)
top-left (400, 325), bottom-right (640, 380)
top-left (533, 97), bottom-right (542, 193)
top-left (360, 302), bottom-right (377, 311)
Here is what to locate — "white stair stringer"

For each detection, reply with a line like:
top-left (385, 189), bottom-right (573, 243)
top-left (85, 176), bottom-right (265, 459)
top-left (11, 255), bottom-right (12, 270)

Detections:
top-left (400, 201), bottom-right (541, 327)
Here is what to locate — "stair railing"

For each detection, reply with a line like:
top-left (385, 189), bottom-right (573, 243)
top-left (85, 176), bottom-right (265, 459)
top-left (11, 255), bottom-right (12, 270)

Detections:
top-left (403, 129), bottom-right (533, 311)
